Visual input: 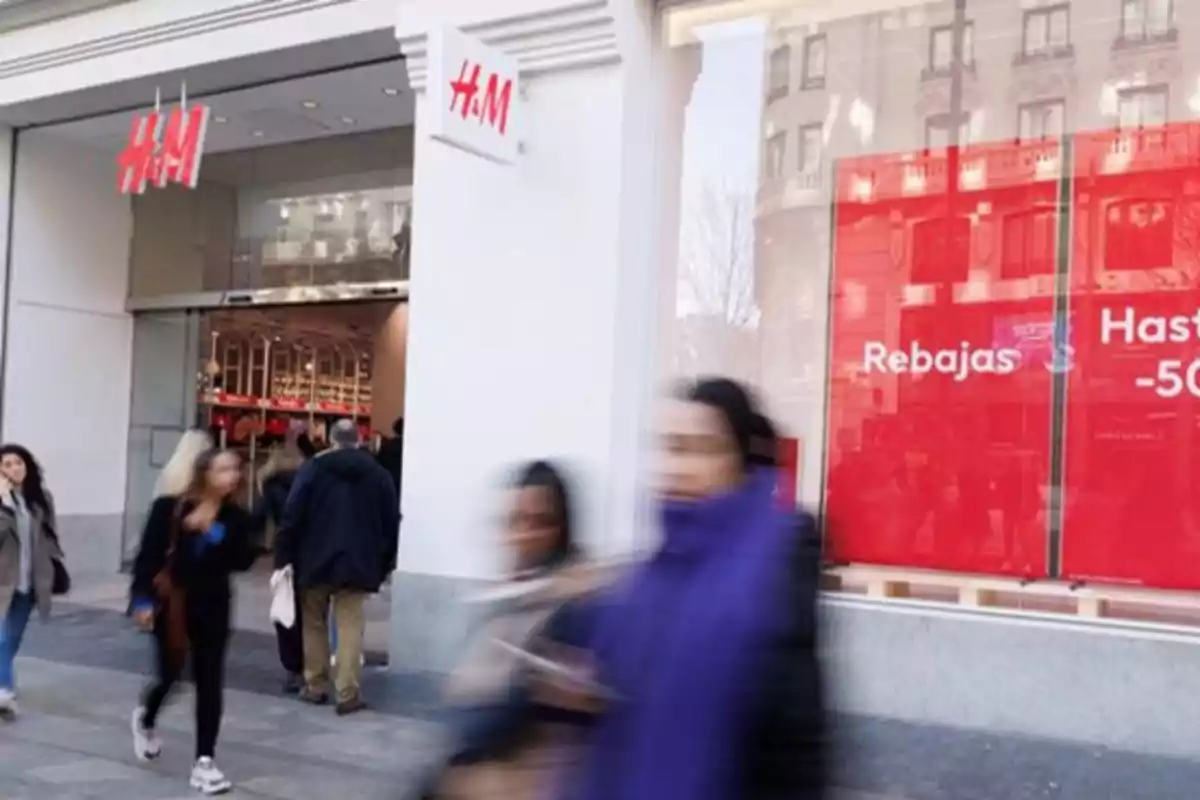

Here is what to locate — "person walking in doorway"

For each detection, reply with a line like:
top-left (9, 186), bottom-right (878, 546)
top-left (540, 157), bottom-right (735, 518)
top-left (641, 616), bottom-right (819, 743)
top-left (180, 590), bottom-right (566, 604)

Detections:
top-left (0, 444), bottom-right (67, 720)
top-left (129, 442), bottom-right (258, 795)
top-left (276, 419), bottom-right (399, 715)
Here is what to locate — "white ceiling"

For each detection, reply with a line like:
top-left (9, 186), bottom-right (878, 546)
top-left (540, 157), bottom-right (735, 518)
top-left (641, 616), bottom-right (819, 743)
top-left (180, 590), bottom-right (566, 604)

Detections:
top-left (38, 60), bottom-right (414, 156)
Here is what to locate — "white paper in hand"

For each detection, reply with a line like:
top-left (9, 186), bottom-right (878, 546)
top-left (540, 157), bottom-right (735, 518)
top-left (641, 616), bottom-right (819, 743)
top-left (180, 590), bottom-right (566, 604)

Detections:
top-left (269, 567), bottom-right (295, 629)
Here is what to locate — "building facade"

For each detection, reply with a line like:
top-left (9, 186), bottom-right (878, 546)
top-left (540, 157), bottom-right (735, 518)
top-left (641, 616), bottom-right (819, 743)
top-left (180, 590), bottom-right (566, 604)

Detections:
top-left (3, 0), bottom-right (1200, 758)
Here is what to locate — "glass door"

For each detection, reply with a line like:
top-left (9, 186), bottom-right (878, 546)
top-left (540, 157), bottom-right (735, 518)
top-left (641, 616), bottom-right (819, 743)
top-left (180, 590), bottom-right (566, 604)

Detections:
top-left (121, 310), bottom-right (202, 563)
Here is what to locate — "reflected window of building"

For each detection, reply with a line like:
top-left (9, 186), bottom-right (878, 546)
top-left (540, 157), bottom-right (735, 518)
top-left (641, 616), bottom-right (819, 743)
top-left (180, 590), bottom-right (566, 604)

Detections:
top-left (1022, 4), bottom-right (1071, 58)
top-left (1104, 199), bottom-right (1174, 271)
top-left (1117, 85), bottom-right (1169, 130)
top-left (929, 21), bottom-right (975, 74)
top-left (911, 217), bottom-right (971, 284)
top-left (765, 131), bottom-right (787, 179)
top-left (1120, 0), bottom-right (1175, 42)
top-left (768, 44), bottom-right (791, 102)
top-left (798, 124), bottom-right (823, 175)
top-left (1019, 99), bottom-right (1066, 141)
top-left (1002, 210), bottom-right (1057, 278)
top-left (802, 34), bottom-right (827, 90)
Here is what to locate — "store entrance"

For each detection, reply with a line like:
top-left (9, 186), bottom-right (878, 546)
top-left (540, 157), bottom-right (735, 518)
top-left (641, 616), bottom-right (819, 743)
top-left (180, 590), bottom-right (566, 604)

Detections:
top-left (121, 300), bottom-right (407, 650)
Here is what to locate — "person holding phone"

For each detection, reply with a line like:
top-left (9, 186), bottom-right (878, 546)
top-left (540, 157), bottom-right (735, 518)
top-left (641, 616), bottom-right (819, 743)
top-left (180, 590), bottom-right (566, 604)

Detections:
top-left (128, 444), bottom-right (258, 795)
top-left (0, 444), bottom-right (66, 720)
top-left (414, 459), bottom-right (607, 800)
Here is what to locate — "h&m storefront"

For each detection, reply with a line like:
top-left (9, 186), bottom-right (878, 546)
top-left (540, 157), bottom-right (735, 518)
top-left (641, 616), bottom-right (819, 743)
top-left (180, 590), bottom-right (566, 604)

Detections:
top-left (4, 0), bottom-right (1200, 757)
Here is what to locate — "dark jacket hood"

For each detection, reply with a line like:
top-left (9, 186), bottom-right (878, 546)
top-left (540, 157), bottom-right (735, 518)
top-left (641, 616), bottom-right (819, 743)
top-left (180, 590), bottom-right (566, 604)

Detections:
top-left (314, 447), bottom-right (376, 481)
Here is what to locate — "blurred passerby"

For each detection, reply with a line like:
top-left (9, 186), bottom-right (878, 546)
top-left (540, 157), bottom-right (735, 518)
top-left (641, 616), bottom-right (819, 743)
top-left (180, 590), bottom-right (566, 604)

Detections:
top-left (414, 459), bottom-right (605, 799)
top-left (129, 443), bottom-right (258, 795)
top-left (564, 377), bottom-right (827, 800)
top-left (254, 431), bottom-right (309, 694)
top-left (0, 444), bottom-right (67, 719)
top-left (275, 419), bottom-right (398, 715)
top-left (376, 415), bottom-right (405, 497)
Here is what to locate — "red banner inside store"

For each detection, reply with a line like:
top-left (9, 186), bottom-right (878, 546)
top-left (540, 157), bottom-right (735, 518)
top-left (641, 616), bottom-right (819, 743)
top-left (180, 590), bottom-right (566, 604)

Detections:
top-left (1059, 123), bottom-right (1200, 589)
top-left (824, 141), bottom-right (1059, 578)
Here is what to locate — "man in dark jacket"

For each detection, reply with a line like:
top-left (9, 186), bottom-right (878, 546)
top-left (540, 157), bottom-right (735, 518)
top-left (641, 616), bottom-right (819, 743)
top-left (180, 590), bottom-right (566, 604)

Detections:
top-left (275, 419), bottom-right (399, 715)
top-left (375, 416), bottom-right (404, 498)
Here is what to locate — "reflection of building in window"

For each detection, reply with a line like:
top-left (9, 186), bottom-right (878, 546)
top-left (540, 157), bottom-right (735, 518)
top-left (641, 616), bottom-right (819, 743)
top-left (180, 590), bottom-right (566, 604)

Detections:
top-left (765, 132), bottom-right (786, 179)
top-left (911, 216), bottom-right (971, 283)
top-left (1117, 85), bottom-right (1169, 130)
top-left (802, 34), bottom-right (826, 90)
top-left (1022, 4), bottom-right (1070, 57)
top-left (767, 44), bottom-right (790, 102)
top-left (1104, 198), bottom-right (1174, 271)
top-left (1001, 210), bottom-right (1057, 278)
top-left (925, 114), bottom-right (972, 149)
top-left (1018, 99), bottom-right (1066, 141)
top-left (798, 124), bottom-right (823, 175)
top-left (929, 22), bottom-right (975, 73)
top-left (1120, 0), bottom-right (1174, 41)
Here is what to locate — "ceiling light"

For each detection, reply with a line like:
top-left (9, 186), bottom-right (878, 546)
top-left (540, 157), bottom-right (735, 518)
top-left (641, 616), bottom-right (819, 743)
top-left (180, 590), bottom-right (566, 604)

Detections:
top-left (382, 87), bottom-right (400, 96)
top-left (213, 115), bottom-right (229, 124)
top-left (301, 100), bottom-right (319, 109)
top-left (340, 116), bottom-right (356, 125)
top-left (252, 130), bottom-right (265, 137)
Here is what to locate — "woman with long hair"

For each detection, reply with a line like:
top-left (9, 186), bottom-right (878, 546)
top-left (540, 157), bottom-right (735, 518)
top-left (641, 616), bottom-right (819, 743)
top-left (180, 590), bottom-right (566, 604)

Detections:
top-left (563, 377), bottom-right (827, 800)
top-left (128, 443), bottom-right (258, 795)
top-left (0, 444), bottom-right (66, 719)
top-left (254, 428), bottom-right (309, 693)
top-left (414, 459), bottom-right (605, 799)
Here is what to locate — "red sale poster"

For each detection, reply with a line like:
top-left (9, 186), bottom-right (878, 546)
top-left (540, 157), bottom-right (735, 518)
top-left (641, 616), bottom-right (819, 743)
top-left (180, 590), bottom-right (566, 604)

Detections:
top-left (824, 141), bottom-right (1059, 577)
top-left (1060, 123), bottom-right (1200, 589)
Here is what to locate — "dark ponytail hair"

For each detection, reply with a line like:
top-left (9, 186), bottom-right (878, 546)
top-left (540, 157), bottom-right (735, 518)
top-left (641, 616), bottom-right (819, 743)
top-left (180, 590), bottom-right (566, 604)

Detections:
top-left (512, 459), bottom-right (578, 566)
top-left (681, 377), bottom-right (779, 470)
top-left (0, 444), bottom-right (51, 516)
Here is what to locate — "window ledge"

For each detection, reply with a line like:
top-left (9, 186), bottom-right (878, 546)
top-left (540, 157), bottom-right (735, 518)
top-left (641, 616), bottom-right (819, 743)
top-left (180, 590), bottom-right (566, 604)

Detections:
top-left (766, 86), bottom-right (789, 104)
top-left (921, 62), bottom-right (977, 82)
top-left (1013, 44), bottom-right (1075, 67)
top-left (1112, 29), bottom-right (1179, 51)
top-left (801, 77), bottom-right (826, 92)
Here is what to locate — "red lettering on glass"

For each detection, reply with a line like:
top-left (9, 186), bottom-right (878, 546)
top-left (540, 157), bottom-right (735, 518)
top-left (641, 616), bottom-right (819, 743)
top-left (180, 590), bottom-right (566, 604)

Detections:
top-left (448, 58), bottom-right (513, 135)
top-left (116, 104), bottom-right (209, 195)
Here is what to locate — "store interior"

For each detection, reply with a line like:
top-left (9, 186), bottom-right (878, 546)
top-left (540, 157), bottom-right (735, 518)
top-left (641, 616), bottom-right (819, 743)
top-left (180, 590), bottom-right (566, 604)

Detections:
top-left (198, 301), bottom-right (408, 506)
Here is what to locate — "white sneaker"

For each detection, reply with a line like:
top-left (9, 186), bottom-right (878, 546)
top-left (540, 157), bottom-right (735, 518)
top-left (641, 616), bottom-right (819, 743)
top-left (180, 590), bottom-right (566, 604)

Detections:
top-left (131, 707), bottom-right (161, 760)
top-left (189, 757), bottom-right (232, 795)
top-left (0, 688), bottom-right (19, 719)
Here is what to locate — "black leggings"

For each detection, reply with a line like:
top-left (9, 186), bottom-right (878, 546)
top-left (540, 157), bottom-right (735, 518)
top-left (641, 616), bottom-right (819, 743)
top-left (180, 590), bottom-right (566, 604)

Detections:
top-left (142, 611), bottom-right (230, 760)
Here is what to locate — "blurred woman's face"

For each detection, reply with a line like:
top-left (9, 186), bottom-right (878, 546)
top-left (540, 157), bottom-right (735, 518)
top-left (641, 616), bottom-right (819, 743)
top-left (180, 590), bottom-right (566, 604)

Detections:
top-left (1, 454), bottom-right (28, 486)
top-left (506, 486), bottom-right (560, 570)
top-left (207, 452), bottom-right (242, 497)
top-left (659, 399), bottom-right (742, 501)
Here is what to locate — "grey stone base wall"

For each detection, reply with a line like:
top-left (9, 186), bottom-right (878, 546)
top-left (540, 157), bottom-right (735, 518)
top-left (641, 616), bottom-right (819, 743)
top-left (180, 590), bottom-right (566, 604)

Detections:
top-left (827, 597), bottom-right (1200, 760)
top-left (55, 513), bottom-right (125, 578)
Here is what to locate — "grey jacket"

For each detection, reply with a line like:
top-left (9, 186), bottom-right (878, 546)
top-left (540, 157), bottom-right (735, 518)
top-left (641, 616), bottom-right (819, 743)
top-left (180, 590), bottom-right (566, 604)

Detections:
top-left (0, 491), bottom-right (63, 620)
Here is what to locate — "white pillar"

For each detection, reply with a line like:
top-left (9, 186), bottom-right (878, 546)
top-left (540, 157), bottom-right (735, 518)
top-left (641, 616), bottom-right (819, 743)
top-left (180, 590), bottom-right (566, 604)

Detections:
top-left (0, 124), bottom-right (11, 406)
top-left (391, 0), bottom-right (662, 671)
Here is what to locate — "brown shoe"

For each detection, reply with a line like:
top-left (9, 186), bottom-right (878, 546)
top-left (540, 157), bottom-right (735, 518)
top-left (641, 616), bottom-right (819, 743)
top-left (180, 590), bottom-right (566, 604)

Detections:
top-left (335, 695), bottom-right (367, 716)
top-left (298, 687), bottom-right (328, 705)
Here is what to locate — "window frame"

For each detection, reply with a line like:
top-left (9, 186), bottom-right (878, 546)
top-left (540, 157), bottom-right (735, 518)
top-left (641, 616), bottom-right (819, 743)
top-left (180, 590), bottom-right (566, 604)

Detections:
top-left (1021, 3), bottom-right (1072, 58)
top-left (928, 21), bottom-right (975, 75)
top-left (1119, 0), bottom-right (1175, 43)
top-left (767, 43), bottom-right (791, 103)
top-left (765, 131), bottom-right (787, 180)
top-left (1116, 84), bottom-right (1169, 131)
top-left (801, 33), bottom-right (827, 91)
top-left (797, 123), bottom-right (824, 175)
top-left (1018, 98), bottom-right (1067, 142)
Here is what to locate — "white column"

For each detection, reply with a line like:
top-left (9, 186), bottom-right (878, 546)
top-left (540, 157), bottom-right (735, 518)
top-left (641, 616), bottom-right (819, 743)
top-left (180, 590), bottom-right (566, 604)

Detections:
top-left (0, 124), bottom-right (11, 404)
top-left (391, 0), bottom-right (662, 671)
top-left (1, 128), bottom-right (134, 574)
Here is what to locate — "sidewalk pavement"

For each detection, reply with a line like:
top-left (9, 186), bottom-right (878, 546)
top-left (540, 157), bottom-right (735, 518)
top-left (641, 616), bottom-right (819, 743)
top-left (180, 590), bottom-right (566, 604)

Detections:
top-left (6, 600), bottom-right (1200, 799)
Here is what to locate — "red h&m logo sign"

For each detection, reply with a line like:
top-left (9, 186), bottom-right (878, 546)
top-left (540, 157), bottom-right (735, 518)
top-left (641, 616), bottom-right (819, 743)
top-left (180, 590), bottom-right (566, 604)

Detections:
top-left (448, 59), bottom-right (513, 135)
top-left (427, 27), bottom-right (520, 165)
top-left (117, 89), bottom-right (210, 195)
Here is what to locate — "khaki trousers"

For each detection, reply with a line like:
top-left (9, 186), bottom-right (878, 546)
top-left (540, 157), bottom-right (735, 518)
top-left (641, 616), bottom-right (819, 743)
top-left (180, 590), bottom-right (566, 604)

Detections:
top-left (300, 586), bottom-right (366, 702)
